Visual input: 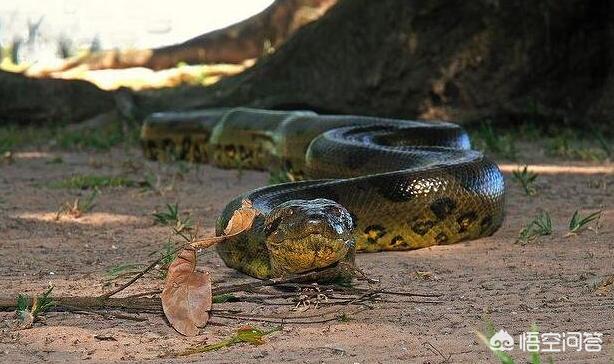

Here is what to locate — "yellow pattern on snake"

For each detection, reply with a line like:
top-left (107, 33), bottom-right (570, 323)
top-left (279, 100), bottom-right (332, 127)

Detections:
top-left (141, 108), bottom-right (505, 279)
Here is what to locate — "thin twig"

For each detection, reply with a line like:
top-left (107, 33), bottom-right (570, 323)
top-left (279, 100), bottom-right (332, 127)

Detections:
top-left (99, 243), bottom-right (190, 299)
top-left (273, 283), bottom-right (443, 298)
top-left (212, 307), bottom-right (370, 324)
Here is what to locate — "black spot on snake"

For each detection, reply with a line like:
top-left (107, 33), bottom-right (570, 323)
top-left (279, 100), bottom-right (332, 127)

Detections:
top-left (309, 184), bottom-right (340, 204)
top-left (349, 212), bottom-right (359, 229)
top-left (363, 224), bottom-right (387, 244)
top-left (224, 145), bottom-right (237, 156)
top-left (366, 176), bottom-right (414, 203)
top-left (435, 232), bottom-right (448, 244)
top-left (457, 211), bottom-right (478, 233)
top-left (264, 217), bottom-right (283, 237)
top-left (411, 220), bottom-right (435, 235)
top-left (480, 215), bottom-right (493, 234)
top-left (181, 138), bottom-right (191, 158)
top-left (430, 197), bottom-right (457, 220)
top-left (390, 235), bottom-right (407, 247)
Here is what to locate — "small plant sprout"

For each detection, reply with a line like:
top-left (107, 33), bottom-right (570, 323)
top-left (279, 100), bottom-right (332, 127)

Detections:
top-left (152, 203), bottom-right (193, 233)
top-left (533, 211), bottom-right (553, 235)
top-left (105, 262), bottom-right (143, 280)
top-left (157, 240), bottom-right (179, 278)
top-left (55, 189), bottom-right (98, 220)
top-left (512, 165), bottom-right (538, 195)
top-left (16, 285), bottom-right (55, 328)
top-left (517, 211), bottom-right (553, 244)
top-left (568, 210), bottom-right (602, 234)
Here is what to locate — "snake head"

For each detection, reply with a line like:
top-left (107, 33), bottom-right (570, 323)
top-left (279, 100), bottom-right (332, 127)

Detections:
top-left (264, 198), bottom-right (355, 276)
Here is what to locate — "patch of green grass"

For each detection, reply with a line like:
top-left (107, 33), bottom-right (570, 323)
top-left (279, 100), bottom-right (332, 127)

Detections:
top-left (512, 165), bottom-right (538, 196)
top-left (337, 313), bottom-right (353, 322)
top-left (212, 293), bottom-right (239, 303)
top-left (545, 134), bottom-right (609, 162)
top-left (51, 175), bottom-right (135, 189)
top-left (56, 189), bottom-right (99, 219)
top-left (54, 122), bottom-right (137, 151)
top-left (157, 241), bottom-right (179, 278)
top-left (0, 119), bottom-right (139, 153)
top-left (594, 131), bottom-right (612, 158)
top-left (179, 326), bottom-right (281, 355)
top-left (569, 210), bottom-right (601, 233)
top-left (0, 126), bottom-right (45, 154)
top-left (472, 121), bottom-right (517, 160)
top-left (16, 286), bottom-right (55, 326)
top-left (152, 203), bottom-right (193, 233)
top-left (105, 262), bottom-right (143, 280)
top-left (517, 211), bottom-right (553, 244)
top-left (107, 241), bottom-right (179, 280)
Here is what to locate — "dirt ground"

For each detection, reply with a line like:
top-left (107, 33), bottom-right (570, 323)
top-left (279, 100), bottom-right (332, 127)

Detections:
top-left (0, 144), bottom-right (612, 363)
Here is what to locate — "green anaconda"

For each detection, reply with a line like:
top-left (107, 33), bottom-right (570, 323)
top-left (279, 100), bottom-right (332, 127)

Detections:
top-left (141, 108), bottom-right (505, 279)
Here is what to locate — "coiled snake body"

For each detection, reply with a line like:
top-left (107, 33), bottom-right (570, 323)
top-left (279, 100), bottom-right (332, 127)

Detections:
top-left (141, 108), bottom-right (505, 278)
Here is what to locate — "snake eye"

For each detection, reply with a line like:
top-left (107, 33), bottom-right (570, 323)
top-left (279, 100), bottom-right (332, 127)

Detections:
top-left (264, 217), bottom-right (283, 237)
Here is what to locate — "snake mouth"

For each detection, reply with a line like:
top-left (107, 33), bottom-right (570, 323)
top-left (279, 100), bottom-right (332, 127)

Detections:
top-left (267, 233), bottom-right (354, 275)
top-left (263, 198), bottom-right (355, 276)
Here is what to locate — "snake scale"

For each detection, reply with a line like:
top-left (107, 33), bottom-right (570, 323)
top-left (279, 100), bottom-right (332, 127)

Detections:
top-left (141, 108), bottom-right (505, 279)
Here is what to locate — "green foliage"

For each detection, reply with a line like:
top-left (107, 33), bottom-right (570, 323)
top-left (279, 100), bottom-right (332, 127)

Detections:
top-left (594, 131), bottom-right (611, 158)
top-left (51, 175), bottom-right (135, 189)
top-left (569, 210), bottom-right (601, 233)
top-left (180, 326), bottom-right (281, 355)
top-left (56, 189), bottom-right (99, 219)
top-left (54, 121), bottom-right (139, 151)
top-left (16, 294), bottom-right (29, 321)
top-left (0, 126), bottom-right (44, 154)
top-left (512, 165), bottom-right (538, 196)
top-left (32, 286), bottom-right (55, 317)
top-left (105, 262), bottom-right (143, 280)
top-left (337, 313), bottom-right (353, 322)
top-left (0, 120), bottom-right (139, 154)
top-left (212, 293), bottom-right (239, 303)
top-left (545, 134), bottom-right (609, 161)
top-left (158, 241), bottom-right (179, 278)
top-left (518, 211), bottom-right (552, 244)
top-left (152, 203), bottom-right (193, 233)
top-left (472, 121), bottom-right (518, 160)
top-left (16, 286), bottom-right (55, 324)
top-left (78, 189), bottom-right (99, 213)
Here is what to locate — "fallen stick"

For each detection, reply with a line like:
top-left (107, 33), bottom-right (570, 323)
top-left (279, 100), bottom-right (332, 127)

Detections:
top-left (0, 296), bottom-right (162, 313)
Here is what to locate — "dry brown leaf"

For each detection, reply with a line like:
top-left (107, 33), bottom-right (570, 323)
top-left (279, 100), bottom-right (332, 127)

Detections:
top-left (191, 199), bottom-right (258, 249)
top-left (161, 248), bottom-right (212, 336)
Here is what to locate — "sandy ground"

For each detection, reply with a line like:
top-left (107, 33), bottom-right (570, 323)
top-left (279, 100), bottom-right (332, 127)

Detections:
top-left (0, 145), bottom-right (612, 363)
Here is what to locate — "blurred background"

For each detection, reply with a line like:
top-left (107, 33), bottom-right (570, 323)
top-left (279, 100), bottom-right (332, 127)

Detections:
top-left (0, 0), bottom-right (273, 65)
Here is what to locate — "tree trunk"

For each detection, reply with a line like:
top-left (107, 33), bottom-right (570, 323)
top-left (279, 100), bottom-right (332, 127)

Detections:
top-left (28, 0), bottom-right (336, 76)
top-left (0, 70), bottom-right (115, 124)
top-left (129, 0), bottom-right (614, 128)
